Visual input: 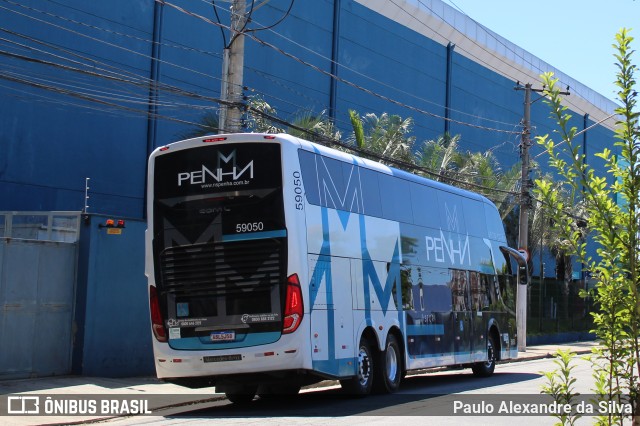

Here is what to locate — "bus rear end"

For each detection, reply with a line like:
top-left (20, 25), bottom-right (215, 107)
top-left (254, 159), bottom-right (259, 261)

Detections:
top-left (146, 134), bottom-right (308, 398)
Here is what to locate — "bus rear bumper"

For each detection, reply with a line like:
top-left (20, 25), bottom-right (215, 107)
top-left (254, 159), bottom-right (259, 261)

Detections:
top-left (152, 341), bottom-right (308, 380)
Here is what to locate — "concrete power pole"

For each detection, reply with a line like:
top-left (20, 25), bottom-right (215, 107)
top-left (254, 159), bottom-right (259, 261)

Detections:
top-left (514, 82), bottom-right (569, 352)
top-left (219, 0), bottom-right (247, 133)
top-left (516, 83), bottom-right (532, 352)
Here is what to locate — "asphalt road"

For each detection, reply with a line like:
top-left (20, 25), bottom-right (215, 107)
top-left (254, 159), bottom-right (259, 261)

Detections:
top-left (106, 355), bottom-right (627, 426)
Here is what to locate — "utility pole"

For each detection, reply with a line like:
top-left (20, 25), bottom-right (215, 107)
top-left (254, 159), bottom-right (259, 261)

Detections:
top-left (219, 0), bottom-right (247, 133)
top-left (514, 82), bottom-right (569, 352)
top-left (515, 83), bottom-right (533, 352)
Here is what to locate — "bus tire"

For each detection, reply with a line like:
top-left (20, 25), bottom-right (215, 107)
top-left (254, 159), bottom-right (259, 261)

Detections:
top-left (225, 385), bottom-right (257, 404)
top-left (472, 334), bottom-right (497, 377)
top-left (340, 336), bottom-right (374, 396)
top-left (374, 333), bottom-right (402, 393)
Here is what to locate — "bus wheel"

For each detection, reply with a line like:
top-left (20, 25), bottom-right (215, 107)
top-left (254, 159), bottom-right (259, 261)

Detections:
top-left (225, 385), bottom-right (257, 404)
top-left (340, 336), bottom-right (374, 396)
top-left (374, 333), bottom-right (402, 393)
top-left (472, 334), bottom-right (496, 377)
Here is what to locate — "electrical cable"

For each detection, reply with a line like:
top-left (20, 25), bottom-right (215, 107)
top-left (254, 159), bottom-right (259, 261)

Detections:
top-left (247, 105), bottom-right (520, 197)
top-left (417, 0), bottom-right (616, 119)
top-left (1, 2), bottom-right (593, 191)
top-left (532, 112), bottom-right (619, 160)
top-left (246, 0), bottom-right (295, 33)
top-left (0, 0), bottom-right (524, 158)
top-left (0, 46), bottom-right (520, 198)
top-left (247, 33), bottom-right (519, 134)
top-left (153, 0), bottom-right (522, 133)
top-left (211, 0), bottom-right (228, 48)
top-left (0, 2), bottom-right (227, 84)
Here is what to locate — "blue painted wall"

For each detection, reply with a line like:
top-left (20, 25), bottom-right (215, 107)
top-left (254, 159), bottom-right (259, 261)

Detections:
top-left (0, 1), bottom-right (621, 375)
top-left (0, 0), bottom-right (154, 218)
top-left (74, 214), bottom-right (153, 377)
top-left (0, 0), bottom-right (617, 220)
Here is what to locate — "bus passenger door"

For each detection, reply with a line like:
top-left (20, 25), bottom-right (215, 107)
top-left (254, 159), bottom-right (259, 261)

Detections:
top-left (308, 255), bottom-right (355, 377)
top-left (450, 270), bottom-right (472, 364)
top-left (469, 272), bottom-right (489, 362)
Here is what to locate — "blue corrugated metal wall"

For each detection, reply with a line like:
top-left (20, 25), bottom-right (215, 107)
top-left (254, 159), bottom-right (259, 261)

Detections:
top-left (0, 1), bottom-right (620, 377)
top-left (0, 0), bottom-right (154, 218)
top-left (73, 215), bottom-right (153, 377)
top-left (0, 238), bottom-right (76, 379)
top-left (0, 0), bottom-right (616, 219)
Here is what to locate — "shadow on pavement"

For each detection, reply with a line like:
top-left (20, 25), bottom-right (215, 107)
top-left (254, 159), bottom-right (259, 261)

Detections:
top-left (170, 371), bottom-right (541, 418)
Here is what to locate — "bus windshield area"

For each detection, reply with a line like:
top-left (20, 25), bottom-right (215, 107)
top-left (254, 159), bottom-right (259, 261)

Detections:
top-left (151, 143), bottom-right (286, 346)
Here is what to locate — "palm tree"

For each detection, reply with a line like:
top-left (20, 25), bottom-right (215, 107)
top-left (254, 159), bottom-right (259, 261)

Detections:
top-left (244, 96), bottom-right (285, 134)
top-left (178, 110), bottom-right (220, 138)
top-left (530, 179), bottom-right (589, 319)
top-left (415, 134), bottom-right (520, 220)
top-left (415, 133), bottom-right (465, 182)
top-left (347, 110), bottom-right (416, 166)
top-left (287, 109), bottom-right (341, 142)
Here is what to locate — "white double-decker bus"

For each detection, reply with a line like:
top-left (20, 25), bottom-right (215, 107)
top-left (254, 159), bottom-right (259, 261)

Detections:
top-left (146, 133), bottom-right (525, 403)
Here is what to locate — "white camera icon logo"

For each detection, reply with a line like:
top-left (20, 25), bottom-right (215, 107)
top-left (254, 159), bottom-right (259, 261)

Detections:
top-left (7, 396), bottom-right (40, 414)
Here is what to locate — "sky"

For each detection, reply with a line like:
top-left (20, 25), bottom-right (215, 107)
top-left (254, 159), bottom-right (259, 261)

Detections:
top-left (441, 0), bottom-right (640, 104)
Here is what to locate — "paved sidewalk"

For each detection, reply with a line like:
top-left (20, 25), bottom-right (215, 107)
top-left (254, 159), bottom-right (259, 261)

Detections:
top-left (0, 341), bottom-right (599, 426)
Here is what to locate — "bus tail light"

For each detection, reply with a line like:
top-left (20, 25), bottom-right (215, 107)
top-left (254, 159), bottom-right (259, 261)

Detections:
top-left (149, 285), bottom-right (167, 342)
top-left (283, 274), bottom-right (303, 334)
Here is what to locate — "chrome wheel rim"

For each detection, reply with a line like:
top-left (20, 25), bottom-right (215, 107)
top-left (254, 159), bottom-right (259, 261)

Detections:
top-left (386, 344), bottom-right (398, 382)
top-left (357, 346), bottom-right (371, 386)
top-left (485, 339), bottom-right (495, 368)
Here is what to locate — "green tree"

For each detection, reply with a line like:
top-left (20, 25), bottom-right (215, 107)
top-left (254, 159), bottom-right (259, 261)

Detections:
top-left (415, 133), bottom-right (465, 179)
top-left (347, 110), bottom-right (416, 166)
top-left (415, 133), bottom-right (521, 221)
top-left (245, 95), bottom-right (341, 141)
top-left (457, 149), bottom-right (521, 221)
top-left (534, 29), bottom-right (639, 423)
top-left (178, 110), bottom-right (220, 138)
top-left (244, 95), bottom-right (285, 134)
top-left (531, 182), bottom-right (589, 320)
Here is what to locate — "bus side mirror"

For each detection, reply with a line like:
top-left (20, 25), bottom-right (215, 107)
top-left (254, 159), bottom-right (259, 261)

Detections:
top-left (517, 265), bottom-right (528, 286)
top-left (499, 246), bottom-right (529, 286)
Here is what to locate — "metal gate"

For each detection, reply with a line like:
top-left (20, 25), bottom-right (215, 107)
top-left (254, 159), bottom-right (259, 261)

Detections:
top-left (0, 212), bottom-right (80, 379)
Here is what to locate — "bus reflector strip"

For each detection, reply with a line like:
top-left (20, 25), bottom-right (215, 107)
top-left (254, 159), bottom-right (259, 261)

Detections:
top-left (222, 229), bottom-right (287, 242)
top-left (284, 349), bottom-right (297, 354)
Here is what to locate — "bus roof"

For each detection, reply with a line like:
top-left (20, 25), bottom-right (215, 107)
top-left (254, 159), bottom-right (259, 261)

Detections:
top-left (287, 134), bottom-right (494, 208)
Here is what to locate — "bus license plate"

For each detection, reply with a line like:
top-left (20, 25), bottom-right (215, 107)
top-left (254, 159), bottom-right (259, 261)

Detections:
top-left (203, 354), bottom-right (242, 363)
top-left (210, 331), bottom-right (235, 342)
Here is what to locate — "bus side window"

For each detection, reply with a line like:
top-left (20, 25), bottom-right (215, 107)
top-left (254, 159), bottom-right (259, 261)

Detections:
top-left (398, 265), bottom-right (414, 311)
top-left (378, 174), bottom-right (413, 224)
top-left (359, 168), bottom-right (382, 217)
top-left (449, 269), bottom-right (469, 311)
top-left (298, 150), bottom-right (319, 205)
top-left (472, 273), bottom-right (492, 311)
top-left (497, 274), bottom-right (516, 311)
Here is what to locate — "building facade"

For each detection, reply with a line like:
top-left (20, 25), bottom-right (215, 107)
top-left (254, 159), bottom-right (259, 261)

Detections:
top-left (0, 0), bottom-right (617, 219)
